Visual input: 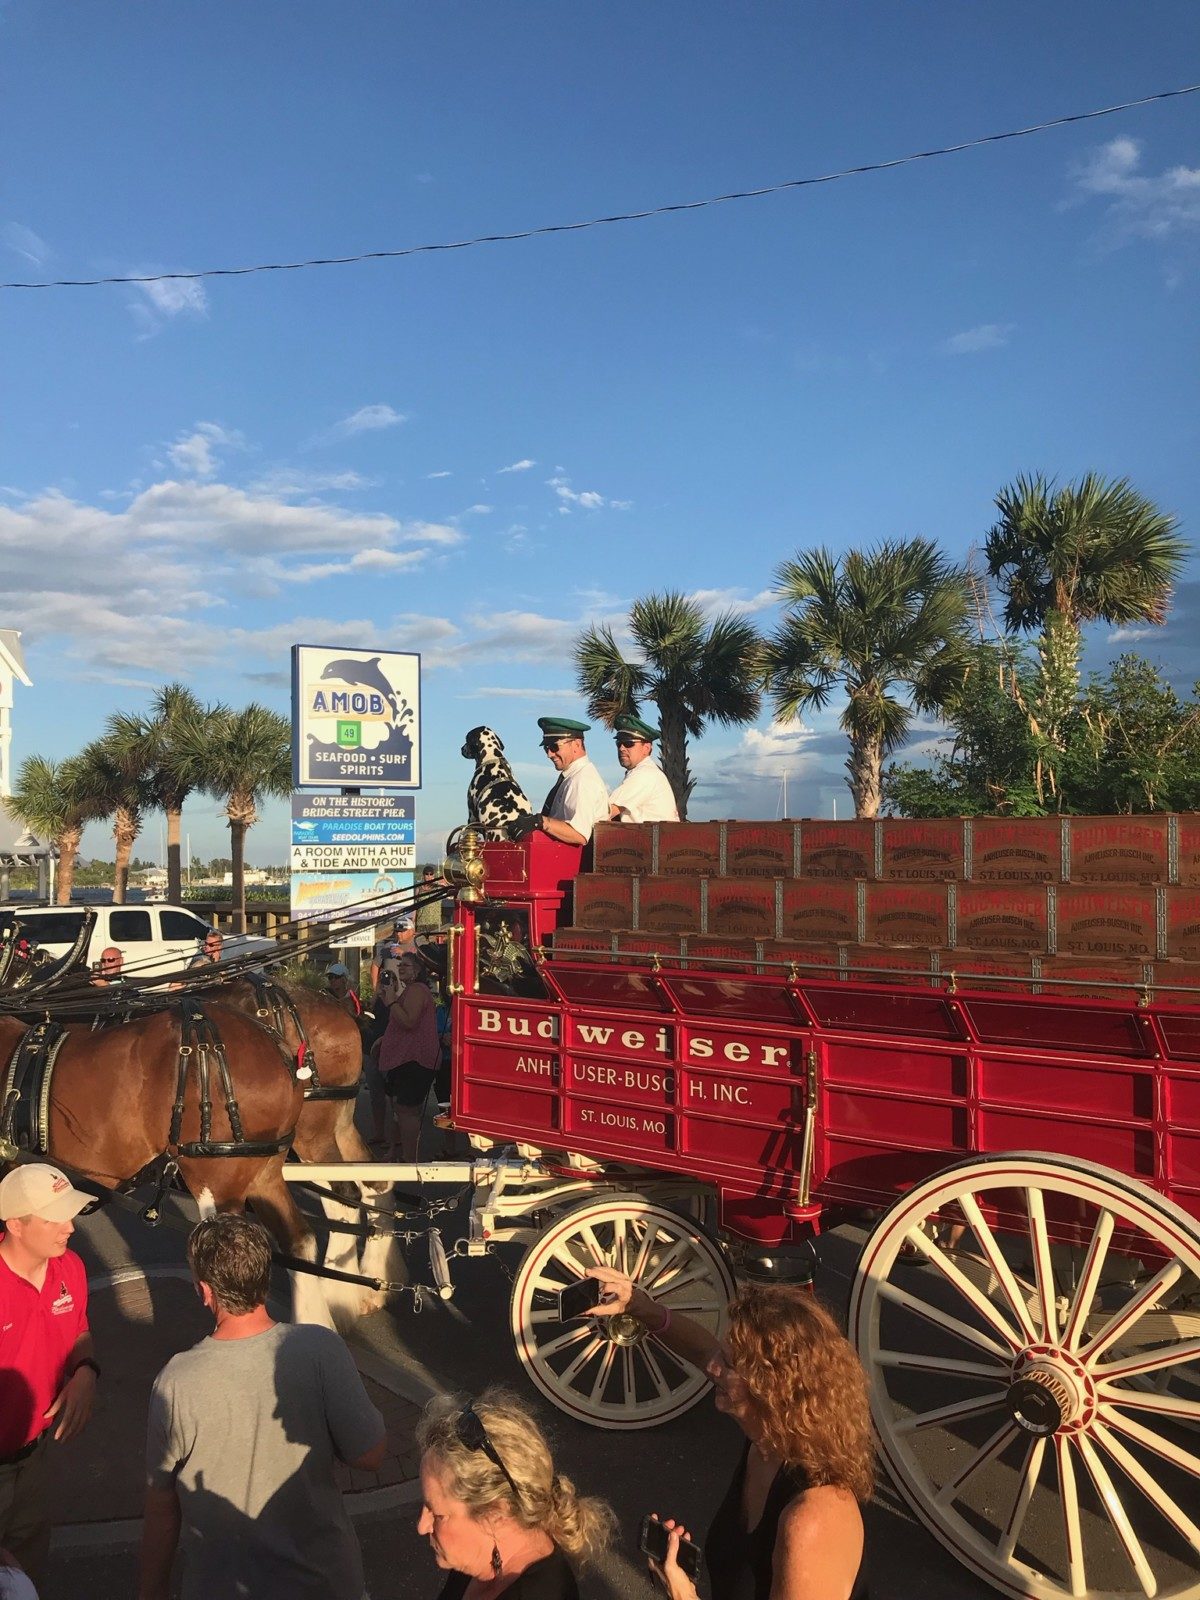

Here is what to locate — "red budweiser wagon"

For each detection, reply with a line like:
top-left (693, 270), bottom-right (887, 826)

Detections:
top-left (440, 821), bottom-right (1200, 1600)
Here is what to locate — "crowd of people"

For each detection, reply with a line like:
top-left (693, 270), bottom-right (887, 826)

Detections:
top-left (1, 1154), bottom-right (875, 1600)
top-left (3, 711), bottom-right (879, 1596)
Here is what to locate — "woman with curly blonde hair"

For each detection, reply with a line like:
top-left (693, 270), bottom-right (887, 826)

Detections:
top-left (590, 1271), bottom-right (873, 1600)
top-left (416, 1387), bottom-right (615, 1600)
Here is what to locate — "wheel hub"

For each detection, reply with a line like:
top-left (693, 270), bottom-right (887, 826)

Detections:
top-left (603, 1312), bottom-right (647, 1347)
top-left (1007, 1345), bottom-right (1092, 1436)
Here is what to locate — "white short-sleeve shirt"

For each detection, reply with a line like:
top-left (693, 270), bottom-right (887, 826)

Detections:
top-left (548, 755), bottom-right (610, 842)
top-left (608, 757), bottom-right (679, 823)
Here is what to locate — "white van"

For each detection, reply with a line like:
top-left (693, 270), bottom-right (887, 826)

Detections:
top-left (0, 903), bottom-right (276, 978)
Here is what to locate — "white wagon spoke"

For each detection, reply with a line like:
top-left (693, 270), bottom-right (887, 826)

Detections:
top-left (640, 1236), bottom-right (693, 1292)
top-left (639, 1341), bottom-right (673, 1400)
top-left (876, 1348), bottom-right (1008, 1382)
top-left (902, 1223), bottom-right (1028, 1348)
top-left (558, 1331), bottom-right (605, 1389)
top-left (1094, 1336), bottom-right (1200, 1385)
top-left (589, 1342), bottom-right (618, 1405)
top-left (1074, 1432), bottom-right (1158, 1598)
top-left (1054, 1436), bottom-right (1087, 1599)
top-left (1080, 1258), bottom-right (1187, 1366)
top-left (1098, 1386), bottom-right (1200, 1423)
top-left (996, 1433), bottom-right (1046, 1565)
top-left (878, 1280), bottom-right (1015, 1361)
top-left (536, 1322), bottom-right (595, 1360)
top-left (1026, 1187), bottom-right (1059, 1345)
top-left (957, 1192), bottom-right (1039, 1344)
top-left (1060, 1206), bottom-right (1115, 1353)
top-left (627, 1219), bottom-right (659, 1283)
top-left (1101, 1407), bottom-right (1200, 1479)
top-left (893, 1391), bottom-right (1008, 1435)
top-left (1092, 1420), bottom-right (1200, 1555)
top-left (933, 1417), bottom-right (1019, 1507)
top-left (620, 1345), bottom-right (636, 1406)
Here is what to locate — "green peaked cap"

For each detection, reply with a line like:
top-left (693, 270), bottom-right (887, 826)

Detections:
top-left (537, 716), bottom-right (590, 737)
top-left (613, 713), bottom-right (660, 741)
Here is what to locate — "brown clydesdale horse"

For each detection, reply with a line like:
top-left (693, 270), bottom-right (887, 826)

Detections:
top-left (0, 1003), bottom-right (351, 1327)
top-left (218, 978), bottom-right (407, 1313)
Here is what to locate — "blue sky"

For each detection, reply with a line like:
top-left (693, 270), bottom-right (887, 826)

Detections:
top-left (2, 1), bottom-right (1198, 865)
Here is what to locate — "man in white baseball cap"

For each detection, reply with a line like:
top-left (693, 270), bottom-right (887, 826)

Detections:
top-left (0, 1163), bottom-right (98, 1583)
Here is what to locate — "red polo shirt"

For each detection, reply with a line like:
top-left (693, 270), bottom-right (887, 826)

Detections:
top-left (0, 1238), bottom-right (89, 1454)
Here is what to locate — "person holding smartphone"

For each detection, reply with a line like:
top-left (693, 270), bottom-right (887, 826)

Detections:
top-left (377, 952), bottom-right (442, 1161)
top-left (587, 1268), bottom-right (873, 1600)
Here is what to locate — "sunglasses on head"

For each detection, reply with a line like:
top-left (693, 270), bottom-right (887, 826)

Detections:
top-left (455, 1404), bottom-right (521, 1501)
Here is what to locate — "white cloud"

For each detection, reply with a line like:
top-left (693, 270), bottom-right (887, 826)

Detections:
top-left (4, 223), bottom-right (49, 267)
top-left (167, 422), bottom-right (241, 479)
top-left (326, 403), bottom-right (407, 439)
top-left (1108, 624), bottom-right (1158, 643)
top-left (688, 586), bottom-right (778, 618)
top-left (0, 474), bottom-right (467, 673)
top-left (425, 470), bottom-right (453, 479)
top-left (249, 467), bottom-right (373, 497)
top-left (128, 274), bottom-right (209, 337)
top-left (498, 458), bottom-right (536, 474)
top-left (465, 503), bottom-right (493, 515)
top-left (1071, 137), bottom-right (1200, 242)
top-left (401, 520), bottom-right (464, 546)
top-left (547, 473), bottom-right (629, 513)
top-left (941, 323), bottom-right (1015, 356)
top-left (350, 548), bottom-right (426, 571)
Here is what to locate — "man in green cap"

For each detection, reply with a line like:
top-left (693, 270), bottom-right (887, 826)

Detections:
top-left (607, 713), bottom-right (679, 823)
top-left (511, 717), bottom-right (609, 846)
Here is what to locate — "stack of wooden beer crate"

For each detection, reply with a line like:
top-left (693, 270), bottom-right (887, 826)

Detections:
top-left (549, 815), bottom-right (1200, 1001)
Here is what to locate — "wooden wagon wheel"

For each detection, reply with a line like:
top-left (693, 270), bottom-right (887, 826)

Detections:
top-left (849, 1152), bottom-right (1200, 1600)
top-left (510, 1193), bottom-right (736, 1429)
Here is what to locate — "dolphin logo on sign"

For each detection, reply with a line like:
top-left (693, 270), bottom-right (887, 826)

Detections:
top-left (320, 656), bottom-right (400, 721)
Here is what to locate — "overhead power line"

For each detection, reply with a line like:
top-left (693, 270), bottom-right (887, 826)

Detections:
top-left (3, 83), bottom-right (1197, 293)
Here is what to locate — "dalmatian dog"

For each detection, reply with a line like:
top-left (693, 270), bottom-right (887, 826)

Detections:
top-left (461, 726), bottom-right (534, 839)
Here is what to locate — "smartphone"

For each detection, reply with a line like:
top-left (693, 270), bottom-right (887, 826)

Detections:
top-left (638, 1515), bottom-right (703, 1582)
top-left (556, 1274), bottom-right (603, 1322)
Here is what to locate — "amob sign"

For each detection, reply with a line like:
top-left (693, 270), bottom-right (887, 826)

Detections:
top-left (291, 644), bottom-right (421, 788)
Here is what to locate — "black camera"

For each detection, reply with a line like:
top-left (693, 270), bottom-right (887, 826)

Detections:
top-left (638, 1516), bottom-right (702, 1581)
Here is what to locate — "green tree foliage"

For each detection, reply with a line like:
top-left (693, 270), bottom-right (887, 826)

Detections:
top-left (885, 648), bottom-right (1200, 817)
top-left (985, 473), bottom-right (1187, 802)
top-left (106, 684), bottom-right (217, 904)
top-left (762, 539), bottom-right (973, 818)
top-left (75, 736), bottom-right (157, 904)
top-left (4, 754), bottom-right (93, 902)
top-left (174, 703), bottom-right (291, 931)
top-left (574, 592), bottom-right (761, 818)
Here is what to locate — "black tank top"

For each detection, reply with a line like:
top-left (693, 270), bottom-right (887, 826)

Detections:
top-left (705, 1443), bottom-right (869, 1600)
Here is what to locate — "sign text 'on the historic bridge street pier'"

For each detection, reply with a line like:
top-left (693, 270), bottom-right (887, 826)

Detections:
top-left (290, 794), bottom-right (415, 871)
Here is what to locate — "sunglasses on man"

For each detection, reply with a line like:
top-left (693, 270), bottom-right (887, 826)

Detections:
top-left (454, 1404), bottom-right (522, 1501)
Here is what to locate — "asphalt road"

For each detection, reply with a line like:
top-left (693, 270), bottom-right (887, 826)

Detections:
top-left (45, 1186), bottom-right (1004, 1600)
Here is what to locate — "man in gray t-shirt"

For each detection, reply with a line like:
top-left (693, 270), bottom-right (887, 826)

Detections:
top-left (139, 1216), bottom-right (384, 1600)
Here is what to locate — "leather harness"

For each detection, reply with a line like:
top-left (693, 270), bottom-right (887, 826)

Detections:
top-left (245, 973), bottom-right (359, 1102)
top-left (170, 998), bottom-right (294, 1158)
top-left (0, 1019), bottom-right (68, 1161)
top-left (0, 1001), bottom-right (293, 1167)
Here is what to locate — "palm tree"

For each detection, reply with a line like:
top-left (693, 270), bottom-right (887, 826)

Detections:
top-left (4, 755), bottom-right (91, 903)
top-left (985, 473), bottom-right (1187, 763)
top-left (176, 703), bottom-right (291, 931)
top-left (76, 738), bottom-right (158, 904)
top-left (106, 684), bottom-right (214, 903)
top-left (574, 592), bottom-right (762, 818)
top-left (761, 539), bottom-right (973, 818)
